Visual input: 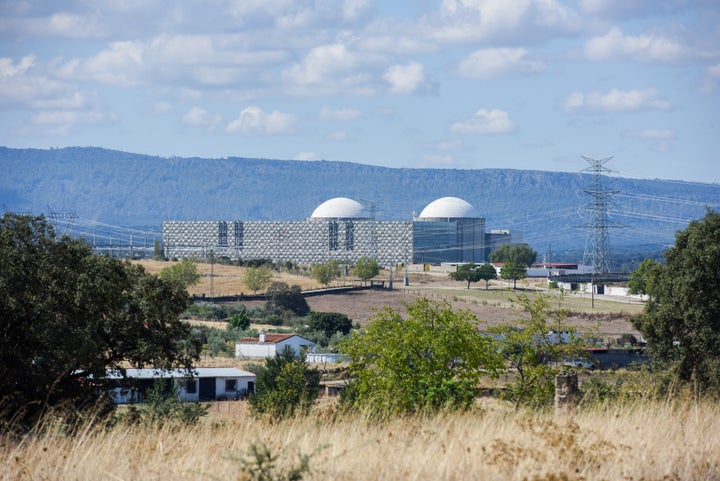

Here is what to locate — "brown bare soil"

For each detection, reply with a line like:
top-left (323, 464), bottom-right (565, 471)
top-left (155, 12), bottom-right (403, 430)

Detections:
top-left (136, 260), bottom-right (641, 339)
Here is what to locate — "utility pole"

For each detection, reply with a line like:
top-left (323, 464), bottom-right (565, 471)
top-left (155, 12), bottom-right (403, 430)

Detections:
top-left (579, 156), bottom-right (621, 274)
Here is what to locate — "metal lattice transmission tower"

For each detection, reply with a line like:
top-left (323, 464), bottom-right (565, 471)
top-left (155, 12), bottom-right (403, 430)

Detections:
top-left (580, 156), bottom-right (620, 274)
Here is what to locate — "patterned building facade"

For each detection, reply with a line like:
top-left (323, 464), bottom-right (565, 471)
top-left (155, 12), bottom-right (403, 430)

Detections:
top-left (162, 197), bottom-right (518, 266)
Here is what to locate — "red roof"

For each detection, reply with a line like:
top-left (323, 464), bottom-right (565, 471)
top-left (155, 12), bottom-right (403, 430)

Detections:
top-left (238, 333), bottom-right (297, 344)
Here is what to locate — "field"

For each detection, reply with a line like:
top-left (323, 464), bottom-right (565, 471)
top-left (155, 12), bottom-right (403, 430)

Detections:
top-left (3, 400), bottom-right (719, 480)
top-left (138, 260), bottom-right (643, 340)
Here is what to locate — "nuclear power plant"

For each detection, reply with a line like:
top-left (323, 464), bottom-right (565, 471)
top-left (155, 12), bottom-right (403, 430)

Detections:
top-left (162, 196), bottom-right (521, 266)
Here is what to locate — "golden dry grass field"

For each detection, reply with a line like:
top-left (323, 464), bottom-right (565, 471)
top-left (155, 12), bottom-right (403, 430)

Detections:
top-left (3, 400), bottom-right (719, 480)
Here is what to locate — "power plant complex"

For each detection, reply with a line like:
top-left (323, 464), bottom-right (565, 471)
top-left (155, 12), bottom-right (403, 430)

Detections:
top-left (162, 196), bottom-right (522, 266)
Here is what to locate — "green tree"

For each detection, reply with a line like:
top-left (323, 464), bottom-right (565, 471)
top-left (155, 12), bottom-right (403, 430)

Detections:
top-left (308, 311), bottom-right (353, 338)
top-left (152, 238), bottom-right (165, 260)
top-left (311, 260), bottom-right (341, 288)
top-left (265, 282), bottom-right (310, 317)
top-left (477, 262), bottom-right (498, 290)
top-left (159, 258), bottom-right (201, 288)
top-left (632, 211), bottom-right (720, 392)
top-left (500, 262), bottom-right (527, 289)
top-left (249, 349), bottom-right (320, 417)
top-left (338, 298), bottom-right (501, 418)
top-left (449, 262), bottom-right (480, 289)
top-left (627, 259), bottom-right (660, 299)
top-left (243, 266), bottom-right (273, 295)
top-left (229, 308), bottom-right (252, 330)
top-left (489, 295), bottom-right (588, 409)
top-left (353, 256), bottom-right (380, 285)
top-left (490, 244), bottom-right (538, 266)
top-left (0, 214), bottom-right (200, 429)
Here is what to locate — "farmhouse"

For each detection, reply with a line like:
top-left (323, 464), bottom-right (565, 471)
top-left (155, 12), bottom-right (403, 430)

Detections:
top-left (105, 367), bottom-right (256, 404)
top-left (235, 333), bottom-right (315, 359)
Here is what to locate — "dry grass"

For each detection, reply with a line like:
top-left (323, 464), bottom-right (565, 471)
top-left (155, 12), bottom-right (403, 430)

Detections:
top-left (3, 399), bottom-right (719, 480)
top-left (135, 259), bottom-right (322, 297)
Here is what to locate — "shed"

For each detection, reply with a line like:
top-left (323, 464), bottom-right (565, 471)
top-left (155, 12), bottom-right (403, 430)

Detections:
top-left (235, 333), bottom-right (315, 359)
top-left (105, 367), bottom-right (256, 404)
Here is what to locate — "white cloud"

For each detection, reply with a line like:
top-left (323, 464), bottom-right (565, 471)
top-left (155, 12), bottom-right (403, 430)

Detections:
top-left (451, 108), bottom-right (515, 135)
top-left (59, 41), bottom-right (145, 88)
top-left (584, 27), bottom-right (685, 62)
top-left (226, 106), bottom-right (296, 135)
top-left (319, 106), bottom-right (362, 121)
top-left (564, 88), bottom-right (670, 113)
top-left (295, 151), bottom-right (321, 160)
top-left (384, 62), bottom-right (426, 95)
top-left (0, 55), bottom-right (35, 80)
top-left (700, 62), bottom-right (720, 94)
top-left (326, 130), bottom-right (349, 141)
top-left (284, 43), bottom-right (356, 85)
top-left (432, 0), bottom-right (583, 44)
top-left (182, 107), bottom-right (223, 130)
top-left (342, 0), bottom-right (371, 22)
top-left (457, 48), bottom-right (544, 79)
top-left (625, 128), bottom-right (677, 152)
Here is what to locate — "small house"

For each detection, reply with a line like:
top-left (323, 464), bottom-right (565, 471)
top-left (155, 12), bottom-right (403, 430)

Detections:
top-left (235, 333), bottom-right (315, 359)
top-left (105, 367), bottom-right (256, 404)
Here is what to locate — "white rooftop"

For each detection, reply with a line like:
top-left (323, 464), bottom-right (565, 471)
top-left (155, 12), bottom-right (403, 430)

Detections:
top-left (311, 197), bottom-right (367, 218)
top-left (418, 197), bottom-right (477, 219)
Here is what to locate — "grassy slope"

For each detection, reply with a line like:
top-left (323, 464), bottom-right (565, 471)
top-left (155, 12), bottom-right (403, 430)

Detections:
top-left (3, 400), bottom-right (718, 480)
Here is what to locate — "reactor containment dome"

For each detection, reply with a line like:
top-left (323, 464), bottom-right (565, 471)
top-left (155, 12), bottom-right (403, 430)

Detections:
top-left (310, 197), bottom-right (367, 219)
top-left (418, 197), bottom-right (477, 219)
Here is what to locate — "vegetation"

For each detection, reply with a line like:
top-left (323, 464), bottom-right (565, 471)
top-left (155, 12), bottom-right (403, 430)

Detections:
top-left (632, 210), bottom-right (720, 393)
top-left (500, 262), bottom-right (527, 289)
top-left (244, 266), bottom-right (273, 294)
top-left (4, 400), bottom-right (719, 480)
top-left (311, 260), bottom-right (341, 288)
top-left (489, 243), bottom-right (538, 266)
top-left (490, 295), bottom-right (589, 409)
top-left (249, 349), bottom-right (320, 418)
top-left (307, 311), bottom-right (353, 339)
top-left (158, 258), bottom-right (201, 288)
top-left (449, 262), bottom-right (496, 289)
top-left (265, 282), bottom-right (311, 318)
top-left (627, 258), bottom-right (659, 298)
top-left (0, 214), bottom-right (200, 430)
top-left (353, 256), bottom-right (380, 284)
top-left (339, 298), bottom-right (501, 418)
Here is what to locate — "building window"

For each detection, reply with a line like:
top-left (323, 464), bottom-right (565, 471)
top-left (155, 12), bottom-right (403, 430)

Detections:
top-left (329, 221), bottom-right (339, 251)
top-left (345, 221), bottom-right (354, 251)
top-left (185, 379), bottom-right (197, 394)
top-left (225, 379), bottom-right (237, 392)
top-left (234, 221), bottom-right (243, 247)
top-left (218, 221), bottom-right (228, 246)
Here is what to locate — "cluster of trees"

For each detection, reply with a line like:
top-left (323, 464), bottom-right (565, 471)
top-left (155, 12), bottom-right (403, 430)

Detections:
top-left (0, 214), bottom-right (200, 429)
top-left (449, 244), bottom-right (538, 290)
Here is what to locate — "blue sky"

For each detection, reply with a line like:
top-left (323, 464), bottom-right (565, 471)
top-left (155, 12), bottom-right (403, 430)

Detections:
top-left (1, 0), bottom-right (719, 183)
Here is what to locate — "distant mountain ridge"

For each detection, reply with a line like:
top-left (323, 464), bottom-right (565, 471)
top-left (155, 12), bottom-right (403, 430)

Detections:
top-left (2, 146), bottom-right (719, 264)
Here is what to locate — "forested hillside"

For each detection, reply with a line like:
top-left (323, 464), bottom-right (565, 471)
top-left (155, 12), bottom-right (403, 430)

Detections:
top-left (2, 146), bottom-right (718, 264)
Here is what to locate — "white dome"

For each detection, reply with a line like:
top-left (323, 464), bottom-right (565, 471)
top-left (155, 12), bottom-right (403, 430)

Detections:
top-left (418, 197), bottom-right (476, 218)
top-left (311, 197), bottom-right (366, 218)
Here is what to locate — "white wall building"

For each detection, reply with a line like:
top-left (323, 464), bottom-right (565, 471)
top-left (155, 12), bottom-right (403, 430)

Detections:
top-left (106, 367), bottom-right (256, 403)
top-left (235, 333), bottom-right (315, 359)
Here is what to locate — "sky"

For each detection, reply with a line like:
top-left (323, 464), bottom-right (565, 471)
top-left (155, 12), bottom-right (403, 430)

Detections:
top-left (1, 0), bottom-right (719, 183)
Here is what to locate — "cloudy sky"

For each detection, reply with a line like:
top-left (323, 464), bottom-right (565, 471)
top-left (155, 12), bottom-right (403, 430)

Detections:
top-left (1, 0), bottom-right (719, 183)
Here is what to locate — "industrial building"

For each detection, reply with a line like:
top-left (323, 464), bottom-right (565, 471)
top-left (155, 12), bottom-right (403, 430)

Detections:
top-left (162, 196), bottom-right (521, 266)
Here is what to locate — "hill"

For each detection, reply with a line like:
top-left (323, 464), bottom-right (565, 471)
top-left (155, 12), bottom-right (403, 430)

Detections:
top-left (2, 146), bottom-right (719, 265)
